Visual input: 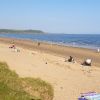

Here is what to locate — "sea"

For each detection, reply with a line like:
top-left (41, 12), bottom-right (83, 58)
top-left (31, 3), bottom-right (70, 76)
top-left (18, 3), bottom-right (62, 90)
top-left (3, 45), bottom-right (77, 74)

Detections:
top-left (0, 33), bottom-right (100, 50)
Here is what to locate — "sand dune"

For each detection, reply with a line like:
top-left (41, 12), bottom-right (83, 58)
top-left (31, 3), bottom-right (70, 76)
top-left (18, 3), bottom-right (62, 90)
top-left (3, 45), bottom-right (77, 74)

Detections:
top-left (0, 39), bottom-right (100, 100)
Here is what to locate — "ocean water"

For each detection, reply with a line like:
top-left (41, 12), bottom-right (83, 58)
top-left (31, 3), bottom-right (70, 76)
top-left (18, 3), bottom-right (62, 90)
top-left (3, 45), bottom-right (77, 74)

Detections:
top-left (0, 33), bottom-right (100, 50)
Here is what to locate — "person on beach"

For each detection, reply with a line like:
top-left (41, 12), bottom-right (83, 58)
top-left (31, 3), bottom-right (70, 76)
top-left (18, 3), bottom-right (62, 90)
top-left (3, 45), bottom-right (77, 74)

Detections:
top-left (9, 44), bottom-right (16, 49)
top-left (97, 48), bottom-right (100, 53)
top-left (67, 56), bottom-right (75, 63)
top-left (38, 42), bottom-right (40, 46)
top-left (82, 59), bottom-right (92, 66)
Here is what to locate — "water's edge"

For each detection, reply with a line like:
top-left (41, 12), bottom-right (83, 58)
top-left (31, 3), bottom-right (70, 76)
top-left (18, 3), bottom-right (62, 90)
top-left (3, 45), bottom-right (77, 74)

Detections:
top-left (0, 33), bottom-right (100, 50)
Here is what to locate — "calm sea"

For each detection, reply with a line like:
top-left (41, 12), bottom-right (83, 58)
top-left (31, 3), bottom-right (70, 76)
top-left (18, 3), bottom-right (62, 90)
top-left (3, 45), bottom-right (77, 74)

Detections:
top-left (0, 33), bottom-right (100, 50)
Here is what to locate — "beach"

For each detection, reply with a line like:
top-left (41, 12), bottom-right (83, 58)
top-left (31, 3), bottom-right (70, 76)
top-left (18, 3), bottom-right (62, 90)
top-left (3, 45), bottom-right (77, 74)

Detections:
top-left (0, 37), bottom-right (100, 100)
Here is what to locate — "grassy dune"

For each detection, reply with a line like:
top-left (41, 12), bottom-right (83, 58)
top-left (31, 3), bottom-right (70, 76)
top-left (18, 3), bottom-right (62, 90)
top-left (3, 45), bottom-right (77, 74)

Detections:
top-left (0, 62), bottom-right (53, 100)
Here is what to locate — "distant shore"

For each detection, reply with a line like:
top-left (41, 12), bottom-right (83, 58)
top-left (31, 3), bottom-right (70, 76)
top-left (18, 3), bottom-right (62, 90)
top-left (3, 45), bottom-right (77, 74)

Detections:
top-left (0, 37), bottom-right (100, 66)
top-left (0, 29), bottom-right (45, 34)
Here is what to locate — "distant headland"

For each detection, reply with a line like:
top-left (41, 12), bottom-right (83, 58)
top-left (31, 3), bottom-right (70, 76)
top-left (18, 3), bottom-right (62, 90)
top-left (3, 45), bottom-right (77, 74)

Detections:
top-left (0, 29), bottom-right (45, 34)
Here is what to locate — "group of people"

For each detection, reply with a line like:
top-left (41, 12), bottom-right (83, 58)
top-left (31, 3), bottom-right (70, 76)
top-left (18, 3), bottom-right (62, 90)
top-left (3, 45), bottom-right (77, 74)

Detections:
top-left (9, 42), bottom-right (20, 52)
top-left (65, 56), bottom-right (92, 66)
top-left (9, 44), bottom-right (16, 49)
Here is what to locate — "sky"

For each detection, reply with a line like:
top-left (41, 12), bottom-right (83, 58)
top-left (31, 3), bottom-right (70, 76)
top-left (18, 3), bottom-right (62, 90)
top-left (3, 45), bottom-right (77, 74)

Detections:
top-left (0, 0), bottom-right (100, 34)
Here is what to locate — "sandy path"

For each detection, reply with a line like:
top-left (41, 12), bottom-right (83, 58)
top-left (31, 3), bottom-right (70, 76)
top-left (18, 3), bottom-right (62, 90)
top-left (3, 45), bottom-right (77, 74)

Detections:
top-left (0, 43), bottom-right (100, 100)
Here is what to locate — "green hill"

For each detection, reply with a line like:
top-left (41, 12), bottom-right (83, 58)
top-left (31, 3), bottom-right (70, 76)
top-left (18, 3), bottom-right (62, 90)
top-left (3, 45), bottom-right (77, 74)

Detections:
top-left (0, 29), bottom-right (45, 34)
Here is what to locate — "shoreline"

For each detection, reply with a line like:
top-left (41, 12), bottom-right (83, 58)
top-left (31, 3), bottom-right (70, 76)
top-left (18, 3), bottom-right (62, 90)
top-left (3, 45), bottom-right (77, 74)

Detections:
top-left (0, 34), bottom-right (99, 50)
top-left (0, 37), bottom-right (100, 66)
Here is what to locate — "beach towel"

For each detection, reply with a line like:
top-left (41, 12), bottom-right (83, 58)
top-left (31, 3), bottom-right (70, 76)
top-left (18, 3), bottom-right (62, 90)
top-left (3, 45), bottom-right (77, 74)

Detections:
top-left (78, 92), bottom-right (100, 100)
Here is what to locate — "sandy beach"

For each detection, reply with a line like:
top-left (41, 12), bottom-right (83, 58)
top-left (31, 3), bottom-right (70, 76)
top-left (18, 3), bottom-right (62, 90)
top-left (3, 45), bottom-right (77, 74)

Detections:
top-left (0, 37), bottom-right (100, 100)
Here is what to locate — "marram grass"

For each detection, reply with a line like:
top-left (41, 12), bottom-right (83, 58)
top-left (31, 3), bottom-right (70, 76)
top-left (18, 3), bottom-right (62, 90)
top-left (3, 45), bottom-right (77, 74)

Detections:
top-left (0, 62), bottom-right (54, 100)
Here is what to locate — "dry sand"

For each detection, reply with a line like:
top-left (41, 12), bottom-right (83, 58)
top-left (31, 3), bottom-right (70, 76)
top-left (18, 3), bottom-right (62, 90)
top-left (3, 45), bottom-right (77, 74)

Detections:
top-left (0, 38), bottom-right (100, 100)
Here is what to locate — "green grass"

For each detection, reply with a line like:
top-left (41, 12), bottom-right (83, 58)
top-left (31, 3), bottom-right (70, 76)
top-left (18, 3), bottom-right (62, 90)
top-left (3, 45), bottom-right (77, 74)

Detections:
top-left (0, 62), bottom-right (54, 100)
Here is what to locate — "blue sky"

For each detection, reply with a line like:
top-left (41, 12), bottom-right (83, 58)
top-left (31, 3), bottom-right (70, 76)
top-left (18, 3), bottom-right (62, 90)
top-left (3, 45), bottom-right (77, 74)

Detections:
top-left (0, 0), bottom-right (100, 34)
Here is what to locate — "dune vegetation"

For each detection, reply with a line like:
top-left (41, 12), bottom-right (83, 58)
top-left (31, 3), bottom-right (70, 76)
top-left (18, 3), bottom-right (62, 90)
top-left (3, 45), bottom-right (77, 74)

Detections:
top-left (0, 62), bottom-right (53, 100)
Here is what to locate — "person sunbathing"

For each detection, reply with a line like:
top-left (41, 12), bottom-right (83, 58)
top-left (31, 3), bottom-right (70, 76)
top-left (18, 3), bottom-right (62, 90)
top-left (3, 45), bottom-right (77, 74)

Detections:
top-left (66, 56), bottom-right (75, 63)
top-left (82, 59), bottom-right (92, 66)
top-left (9, 44), bottom-right (15, 49)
